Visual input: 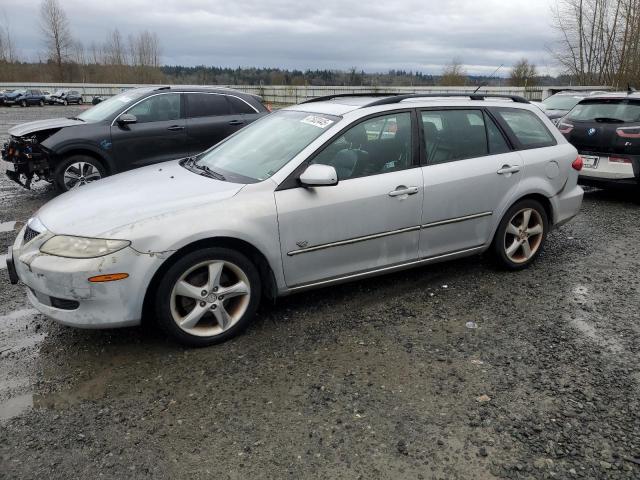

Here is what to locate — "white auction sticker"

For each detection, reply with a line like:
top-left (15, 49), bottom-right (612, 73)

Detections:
top-left (300, 115), bottom-right (334, 129)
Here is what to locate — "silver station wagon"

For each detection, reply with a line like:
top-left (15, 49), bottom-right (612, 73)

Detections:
top-left (6, 93), bottom-right (584, 346)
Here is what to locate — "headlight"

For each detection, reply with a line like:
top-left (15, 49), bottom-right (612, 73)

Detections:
top-left (40, 235), bottom-right (130, 258)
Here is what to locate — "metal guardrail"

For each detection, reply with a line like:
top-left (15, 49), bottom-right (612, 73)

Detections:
top-left (0, 82), bottom-right (612, 104)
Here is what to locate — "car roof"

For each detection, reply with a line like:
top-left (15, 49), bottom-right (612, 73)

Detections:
top-left (138, 85), bottom-right (261, 99)
top-left (286, 94), bottom-right (538, 116)
top-left (578, 91), bottom-right (640, 101)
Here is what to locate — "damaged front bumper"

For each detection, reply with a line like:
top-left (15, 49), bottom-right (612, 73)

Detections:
top-left (10, 224), bottom-right (166, 329)
top-left (2, 137), bottom-right (53, 189)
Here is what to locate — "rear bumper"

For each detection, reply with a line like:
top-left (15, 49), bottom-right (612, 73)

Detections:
top-left (578, 152), bottom-right (639, 188)
top-left (550, 183), bottom-right (584, 228)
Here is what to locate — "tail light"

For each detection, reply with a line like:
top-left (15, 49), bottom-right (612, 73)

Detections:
top-left (558, 121), bottom-right (574, 134)
top-left (616, 126), bottom-right (640, 138)
top-left (609, 156), bottom-right (632, 164)
top-left (572, 155), bottom-right (583, 171)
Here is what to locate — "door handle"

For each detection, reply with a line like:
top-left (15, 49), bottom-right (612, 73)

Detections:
top-left (497, 165), bottom-right (520, 175)
top-left (388, 186), bottom-right (419, 197)
top-left (228, 120), bottom-right (245, 126)
top-left (167, 125), bottom-right (185, 131)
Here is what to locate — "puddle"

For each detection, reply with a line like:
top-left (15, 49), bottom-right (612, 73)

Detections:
top-left (567, 284), bottom-right (624, 354)
top-left (0, 393), bottom-right (33, 421)
top-left (0, 220), bottom-right (16, 233)
top-left (0, 308), bottom-right (44, 421)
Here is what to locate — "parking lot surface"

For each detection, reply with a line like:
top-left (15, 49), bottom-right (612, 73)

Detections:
top-left (0, 105), bottom-right (638, 479)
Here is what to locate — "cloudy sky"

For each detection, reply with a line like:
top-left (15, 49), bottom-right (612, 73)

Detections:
top-left (2, 0), bottom-right (560, 76)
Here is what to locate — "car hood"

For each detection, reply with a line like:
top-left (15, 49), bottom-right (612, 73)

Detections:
top-left (36, 161), bottom-right (246, 238)
top-left (8, 118), bottom-right (85, 137)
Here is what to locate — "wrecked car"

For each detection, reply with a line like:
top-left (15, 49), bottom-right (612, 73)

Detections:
top-left (48, 89), bottom-right (84, 105)
top-left (1, 86), bottom-right (269, 190)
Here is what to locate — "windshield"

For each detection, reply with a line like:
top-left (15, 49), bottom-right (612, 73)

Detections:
top-left (542, 95), bottom-right (583, 111)
top-left (77, 89), bottom-right (152, 122)
top-left (12, 90), bottom-right (26, 95)
top-left (194, 110), bottom-right (340, 182)
top-left (567, 99), bottom-right (640, 122)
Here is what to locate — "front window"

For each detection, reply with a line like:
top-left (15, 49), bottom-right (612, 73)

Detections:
top-left (567, 99), bottom-right (640, 123)
top-left (542, 95), bottom-right (583, 111)
top-left (77, 88), bottom-right (154, 123)
top-left (311, 112), bottom-right (413, 180)
top-left (194, 110), bottom-right (340, 182)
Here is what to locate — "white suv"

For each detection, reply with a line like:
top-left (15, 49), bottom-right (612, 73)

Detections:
top-left (7, 93), bottom-right (584, 346)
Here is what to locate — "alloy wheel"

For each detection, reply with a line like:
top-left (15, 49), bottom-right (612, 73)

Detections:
top-left (170, 260), bottom-right (251, 337)
top-left (63, 161), bottom-right (102, 189)
top-left (503, 208), bottom-right (544, 264)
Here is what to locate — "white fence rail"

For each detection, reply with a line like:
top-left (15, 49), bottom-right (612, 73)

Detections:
top-left (0, 82), bottom-right (612, 104)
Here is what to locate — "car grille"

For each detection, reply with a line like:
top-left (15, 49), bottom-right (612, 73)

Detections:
top-left (23, 225), bottom-right (41, 243)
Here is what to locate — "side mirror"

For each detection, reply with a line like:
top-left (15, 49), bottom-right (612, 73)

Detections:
top-left (117, 113), bottom-right (137, 125)
top-left (299, 164), bottom-right (338, 187)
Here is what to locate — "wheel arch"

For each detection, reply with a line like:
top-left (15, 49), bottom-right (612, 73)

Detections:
top-left (489, 192), bottom-right (554, 247)
top-left (141, 236), bottom-right (278, 322)
top-left (56, 147), bottom-right (114, 174)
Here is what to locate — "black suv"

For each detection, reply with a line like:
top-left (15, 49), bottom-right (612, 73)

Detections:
top-left (49, 90), bottom-right (83, 105)
top-left (3, 89), bottom-right (46, 107)
top-left (558, 91), bottom-right (640, 189)
top-left (1, 86), bottom-right (269, 190)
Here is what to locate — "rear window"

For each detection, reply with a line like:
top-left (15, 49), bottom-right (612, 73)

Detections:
top-left (228, 96), bottom-right (257, 114)
top-left (493, 108), bottom-right (556, 149)
top-left (186, 93), bottom-right (230, 117)
top-left (567, 99), bottom-right (640, 123)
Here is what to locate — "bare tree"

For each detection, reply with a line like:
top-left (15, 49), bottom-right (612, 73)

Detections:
top-left (129, 30), bottom-right (162, 82)
top-left (510, 58), bottom-right (538, 86)
top-left (0, 11), bottom-right (17, 63)
top-left (551, 0), bottom-right (640, 87)
top-left (439, 58), bottom-right (468, 86)
top-left (39, 0), bottom-right (73, 81)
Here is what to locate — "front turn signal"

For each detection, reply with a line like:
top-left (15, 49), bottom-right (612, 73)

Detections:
top-left (88, 273), bottom-right (129, 283)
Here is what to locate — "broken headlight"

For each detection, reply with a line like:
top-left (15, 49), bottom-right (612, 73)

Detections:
top-left (40, 235), bottom-right (130, 258)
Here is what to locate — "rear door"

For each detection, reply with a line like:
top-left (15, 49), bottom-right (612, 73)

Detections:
top-left (111, 92), bottom-right (189, 171)
top-left (419, 108), bottom-right (523, 257)
top-left (185, 93), bottom-right (246, 155)
top-left (227, 95), bottom-right (264, 125)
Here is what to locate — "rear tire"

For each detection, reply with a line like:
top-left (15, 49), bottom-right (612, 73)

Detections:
top-left (53, 155), bottom-right (106, 191)
top-left (492, 199), bottom-right (548, 270)
top-left (155, 248), bottom-right (261, 347)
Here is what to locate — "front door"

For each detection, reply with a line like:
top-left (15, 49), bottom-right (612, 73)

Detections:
top-left (275, 111), bottom-right (424, 287)
top-left (419, 108), bottom-right (523, 257)
top-left (111, 92), bottom-right (189, 171)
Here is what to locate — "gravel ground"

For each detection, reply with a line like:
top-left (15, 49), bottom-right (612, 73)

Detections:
top-left (0, 105), bottom-right (639, 480)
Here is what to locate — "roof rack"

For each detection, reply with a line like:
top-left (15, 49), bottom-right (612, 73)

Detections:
top-left (300, 92), bottom-right (530, 107)
top-left (363, 93), bottom-right (529, 107)
top-left (301, 92), bottom-right (400, 104)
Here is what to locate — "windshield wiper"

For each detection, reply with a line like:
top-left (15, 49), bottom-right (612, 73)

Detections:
top-left (193, 163), bottom-right (226, 181)
top-left (68, 116), bottom-right (85, 122)
top-left (593, 117), bottom-right (625, 123)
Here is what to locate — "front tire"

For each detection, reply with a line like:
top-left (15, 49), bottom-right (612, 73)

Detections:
top-left (63, 99), bottom-right (68, 106)
top-left (53, 155), bottom-right (106, 191)
top-left (155, 248), bottom-right (261, 347)
top-left (20, 100), bottom-right (27, 107)
top-left (39, 99), bottom-right (44, 107)
top-left (492, 199), bottom-right (548, 270)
